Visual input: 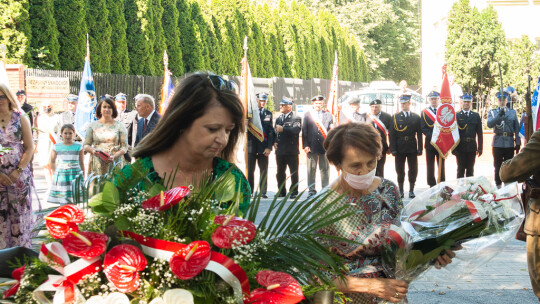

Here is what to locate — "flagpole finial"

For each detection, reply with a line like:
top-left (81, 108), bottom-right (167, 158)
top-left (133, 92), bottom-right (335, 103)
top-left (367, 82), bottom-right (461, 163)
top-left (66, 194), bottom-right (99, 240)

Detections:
top-left (163, 50), bottom-right (168, 70)
top-left (86, 33), bottom-right (90, 59)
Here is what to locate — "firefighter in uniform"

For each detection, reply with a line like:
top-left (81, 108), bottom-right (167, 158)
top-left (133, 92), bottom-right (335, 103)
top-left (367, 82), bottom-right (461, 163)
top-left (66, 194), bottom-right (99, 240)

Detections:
top-left (274, 97), bottom-right (302, 199)
top-left (421, 90), bottom-right (445, 187)
top-left (487, 91), bottom-right (520, 187)
top-left (247, 93), bottom-right (276, 198)
top-left (389, 94), bottom-right (423, 198)
top-left (454, 93), bottom-right (483, 178)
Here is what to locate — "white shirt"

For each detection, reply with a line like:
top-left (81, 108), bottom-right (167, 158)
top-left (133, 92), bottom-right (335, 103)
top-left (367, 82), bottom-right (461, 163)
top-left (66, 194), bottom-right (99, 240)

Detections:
top-left (145, 110), bottom-right (156, 122)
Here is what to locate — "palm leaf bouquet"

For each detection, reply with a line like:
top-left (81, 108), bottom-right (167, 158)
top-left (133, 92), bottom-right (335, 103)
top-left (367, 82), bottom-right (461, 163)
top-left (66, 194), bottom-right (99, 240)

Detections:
top-left (382, 176), bottom-right (523, 291)
top-left (3, 162), bottom-right (354, 304)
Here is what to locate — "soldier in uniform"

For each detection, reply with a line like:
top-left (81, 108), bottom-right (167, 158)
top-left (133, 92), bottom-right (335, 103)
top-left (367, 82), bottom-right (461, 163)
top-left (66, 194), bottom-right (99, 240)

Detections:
top-left (421, 91), bottom-right (445, 187)
top-left (247, 93), bottom-right (276, 198)
top-left (115, 93), bottom-right (138, 162)
top-left (366, 99), bottom-right (392, 177)
top-left (500, 129), bottom-right (540, 301)
top-left (302, 95), bottom-right (333, 197)
top-left (487, 91), bottom-right (520, 187)
top-left (274, 97), bottom-right (302, 199)
top-left (389, 94), bottom-right (423, 198)
top-left (454, 93), bottom-right (483, 178)
top-left (55, 94), bottom-right (81, 141)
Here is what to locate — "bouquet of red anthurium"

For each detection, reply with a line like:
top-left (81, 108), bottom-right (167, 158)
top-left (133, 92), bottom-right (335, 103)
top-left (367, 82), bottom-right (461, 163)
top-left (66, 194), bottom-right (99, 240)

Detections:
top-left (382, 176), bottom-right (523, 300)
top-left (2, 161), bottom-right (352, 304)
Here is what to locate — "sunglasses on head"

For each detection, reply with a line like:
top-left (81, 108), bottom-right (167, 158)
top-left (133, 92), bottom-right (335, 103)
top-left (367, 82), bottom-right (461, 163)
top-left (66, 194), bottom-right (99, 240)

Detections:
top-left (207, 75), bottom-right (239, 94)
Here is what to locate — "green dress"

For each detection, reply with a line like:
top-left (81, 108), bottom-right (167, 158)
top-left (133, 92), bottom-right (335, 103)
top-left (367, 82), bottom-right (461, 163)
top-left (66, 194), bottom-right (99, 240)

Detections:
top-left (118, 156), bottom-right (251, 213)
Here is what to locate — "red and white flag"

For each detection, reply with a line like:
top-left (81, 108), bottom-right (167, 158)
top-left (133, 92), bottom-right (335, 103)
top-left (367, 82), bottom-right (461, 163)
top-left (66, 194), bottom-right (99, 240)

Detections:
top-left (326, 51), bottom-right (339, 124)
top-left (431, 65), bottom-right (460, 158)
top-left (240, 37), bottom-right (264, 142)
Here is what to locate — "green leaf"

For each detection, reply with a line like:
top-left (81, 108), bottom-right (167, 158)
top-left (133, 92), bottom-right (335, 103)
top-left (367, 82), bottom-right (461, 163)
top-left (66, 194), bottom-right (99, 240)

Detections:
top-left (88, 193), bottom-right (104, 207)
top-left (148, 183), bottom-right (166, 197)
top-left (213, 172), bottom-right (236, 202)
top-left (102, 181), bottom-right (120, 206)
top-left (114, 216), bottom-right (131, 230)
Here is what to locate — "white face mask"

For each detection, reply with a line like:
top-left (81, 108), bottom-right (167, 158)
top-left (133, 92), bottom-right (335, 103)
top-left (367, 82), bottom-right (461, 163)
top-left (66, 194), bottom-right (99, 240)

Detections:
top-left (342, 167), bottom-right (376, 190)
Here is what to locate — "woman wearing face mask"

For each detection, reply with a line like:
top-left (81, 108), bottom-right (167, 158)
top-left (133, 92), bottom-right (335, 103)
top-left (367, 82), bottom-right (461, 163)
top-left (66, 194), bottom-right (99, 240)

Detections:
top-left (319, 123), bottom-right (455, 303)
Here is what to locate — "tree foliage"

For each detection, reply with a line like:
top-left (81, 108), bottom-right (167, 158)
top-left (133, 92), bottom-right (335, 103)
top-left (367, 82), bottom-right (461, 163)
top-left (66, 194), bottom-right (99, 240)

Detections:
top-left (87, 0), bottom-right (112, 73)
top-left (28, 0), bottom-right (60, 69)
top-left (54, 0), bottom-right (87, 70)
top-left (107, 0), bottom-right (130, 74)
top-left (125, 0), bottom-right (156, 75)
top-left (0, 0), bottom-right (32, 65)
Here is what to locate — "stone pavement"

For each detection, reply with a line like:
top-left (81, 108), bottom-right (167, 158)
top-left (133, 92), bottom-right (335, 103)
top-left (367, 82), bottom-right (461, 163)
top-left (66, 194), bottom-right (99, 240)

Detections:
top-left (25, 135), bottom-right (539, 303)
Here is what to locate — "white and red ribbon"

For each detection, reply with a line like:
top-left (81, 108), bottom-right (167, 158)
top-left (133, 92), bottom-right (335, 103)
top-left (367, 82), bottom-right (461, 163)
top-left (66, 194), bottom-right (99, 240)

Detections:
top-left (367, 113), bottom-right (388, 137)
top-left (34, 242), bottom-right (102, 304)
top-left (122, 231), bottom-right (249, 304)
top-left (423, 108), bottom-right (436, 123)
top-left (308, 109), bottom-right (328, 139)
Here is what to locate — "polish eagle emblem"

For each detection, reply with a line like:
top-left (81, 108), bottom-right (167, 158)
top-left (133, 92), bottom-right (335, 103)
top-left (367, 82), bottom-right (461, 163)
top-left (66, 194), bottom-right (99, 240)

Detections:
top-left (436, 104), bottom-right (455, 127)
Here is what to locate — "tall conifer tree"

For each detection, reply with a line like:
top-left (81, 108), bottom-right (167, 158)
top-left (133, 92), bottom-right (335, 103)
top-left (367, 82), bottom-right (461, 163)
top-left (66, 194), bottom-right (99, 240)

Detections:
top-left (29, 0), bottom-right (60, 69)
top-left (0, 0), bottom-right (32, 65)
top-left (152, 0), bottom-right (166, 73)
top-left (107, 0), bottom-right (129, 74)
top-left (125, 0), bottom-right (155, 75)
top-left (87, 0), bottom-right (112, 73)
top-left (54, 0), bottom-right (87, 70)
top-left (161, 0), bottom-right (183, 75)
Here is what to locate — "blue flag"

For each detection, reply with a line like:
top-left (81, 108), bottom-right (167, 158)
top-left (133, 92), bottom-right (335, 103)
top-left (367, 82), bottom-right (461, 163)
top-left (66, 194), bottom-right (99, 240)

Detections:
top-left (74, 57), bottom-right (97, 140)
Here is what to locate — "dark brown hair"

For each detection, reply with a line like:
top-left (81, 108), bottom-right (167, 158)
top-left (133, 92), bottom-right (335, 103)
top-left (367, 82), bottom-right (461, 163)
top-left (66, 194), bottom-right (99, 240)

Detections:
top-left (133, 72), bottom-right (245, 163)
top-left (323, 123), bottom-right (382, 166)
top-left (95, 98), bottom-right (118, 119)
top-left (60, 123), bottom-right (75, 134)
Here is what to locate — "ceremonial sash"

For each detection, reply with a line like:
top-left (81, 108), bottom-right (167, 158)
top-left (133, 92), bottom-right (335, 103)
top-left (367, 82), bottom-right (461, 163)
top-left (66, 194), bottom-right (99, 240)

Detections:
top-left (423, 108), bottom-right (436, 123)
top-left (309, 109), bottom-right (328, 139)
top-left (367, 113), bottom-right (388, 137)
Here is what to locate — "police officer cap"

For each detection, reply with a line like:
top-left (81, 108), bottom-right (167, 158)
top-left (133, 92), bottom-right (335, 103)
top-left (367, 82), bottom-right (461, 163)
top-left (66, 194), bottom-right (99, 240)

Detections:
top-left (115, 93), bottom-right (127, 101)
top-left (504, 86), bottom-right (515, 94)
top-left (311, 95), bottom-right (325, 102)
top-left (496, 91), bottom-right (510, 100)
top-left (369, 99), bottom-right (382, 105)
top-left (99, 94), bottom-right (113, 101)
top-left (399, 94), bottom-right (412, 103)
top-left (67, 94), bottom-right (79, 102)
top-left (348, 97), bottom-right (361, 105)
top-left (256, 92), bottom-right (269, 101)
top-left (427, 91), bottom-right (440, 98)
top-left (16, 89), bottom-right (25, 96)
top-left (280, 97), bottom-right (294, 105)
top-left (460, 93), bottom-right (473, 101)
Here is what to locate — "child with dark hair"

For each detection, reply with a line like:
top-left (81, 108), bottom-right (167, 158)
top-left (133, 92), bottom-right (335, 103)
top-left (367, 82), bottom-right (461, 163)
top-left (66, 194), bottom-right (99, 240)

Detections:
top-left (48, 124), bottom-right (84, 204)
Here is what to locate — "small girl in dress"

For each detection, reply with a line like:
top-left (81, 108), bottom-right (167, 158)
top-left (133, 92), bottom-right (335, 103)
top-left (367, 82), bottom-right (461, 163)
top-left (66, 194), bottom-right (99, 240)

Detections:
top-left (47, 124), bottom-right (84, 204)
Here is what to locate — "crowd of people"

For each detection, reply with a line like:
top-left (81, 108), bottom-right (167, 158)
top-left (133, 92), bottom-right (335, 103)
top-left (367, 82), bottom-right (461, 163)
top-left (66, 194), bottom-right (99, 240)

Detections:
top-left (1, 71), bottom-right (538, 302)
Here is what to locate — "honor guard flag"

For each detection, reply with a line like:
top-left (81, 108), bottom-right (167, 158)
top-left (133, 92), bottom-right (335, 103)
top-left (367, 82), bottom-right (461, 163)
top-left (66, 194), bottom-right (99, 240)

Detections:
top-left (74, 48), bottom-right (97, 140)
top-left (159, 50), bottom-right (175, 115)
top-left (326, 51), bottom-right (339, 124)
top-left (240, 38), bottom-right (264, 142)
top-left (531, 76), bottom-right (540, 132)
top-left (431, 65), bottom-right (460, 158)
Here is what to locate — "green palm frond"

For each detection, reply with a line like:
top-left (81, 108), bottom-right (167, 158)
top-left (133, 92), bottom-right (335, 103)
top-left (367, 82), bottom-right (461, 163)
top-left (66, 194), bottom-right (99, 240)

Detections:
top-left (246, 190), bottom-right (357, 285)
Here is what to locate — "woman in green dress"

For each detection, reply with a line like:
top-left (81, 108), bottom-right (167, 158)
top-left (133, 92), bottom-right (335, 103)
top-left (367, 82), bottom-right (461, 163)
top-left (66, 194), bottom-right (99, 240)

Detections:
top-left (131, 72), bottom-right (251, 213)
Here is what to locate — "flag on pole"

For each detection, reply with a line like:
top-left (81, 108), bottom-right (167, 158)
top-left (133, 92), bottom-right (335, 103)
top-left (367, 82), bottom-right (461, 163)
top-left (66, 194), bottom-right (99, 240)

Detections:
top-left (74, 34), bottom-right (97, 140)
top-left (431, 64), bottom-right (460, 158)
top-left (531, 76), bottom-right (540, 132)
top-left (326, 51), bottom-right (339, 124)
top-left (159, 50), bottom-right (175, 115)
top-left (240, 37), bottom-right (264, 142)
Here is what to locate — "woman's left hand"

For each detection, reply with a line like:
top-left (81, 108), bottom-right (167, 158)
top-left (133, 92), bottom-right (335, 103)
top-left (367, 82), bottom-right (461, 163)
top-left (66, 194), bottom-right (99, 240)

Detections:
top-left (434, 245), bottom-right (463, 268)
top-left (107, 155), bottom-right (115, 163)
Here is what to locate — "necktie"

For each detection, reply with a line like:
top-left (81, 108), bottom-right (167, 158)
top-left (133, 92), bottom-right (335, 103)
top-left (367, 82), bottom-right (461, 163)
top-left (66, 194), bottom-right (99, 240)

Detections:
top-left (143, 118), bottom-right (148, 135)
top-left (466, 111), bottom-right (469, 118)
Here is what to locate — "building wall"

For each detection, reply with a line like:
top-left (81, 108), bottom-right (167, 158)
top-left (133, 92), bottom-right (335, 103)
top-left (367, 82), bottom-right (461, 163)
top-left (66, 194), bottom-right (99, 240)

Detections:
top-left (421, 0), bottom-right (540, 96)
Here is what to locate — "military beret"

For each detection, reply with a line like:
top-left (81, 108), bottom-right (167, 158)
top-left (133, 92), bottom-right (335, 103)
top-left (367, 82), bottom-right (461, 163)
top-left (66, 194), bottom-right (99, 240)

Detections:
top-left (115, 93), bottom-right (127, 101)
top-left (66, 94), bottom-right (79, 102)
top-left (369, 99), bottom-right (382, 105)
top-left (399, 94), bottom-right (412, 103)
top-left (460, 93), bottom-right (473, 101)
top-left (311, 95), bottom-right (325, 102)
top-left (280, 97), bottom-right (294, 105)
top-left (16, 89), bottom-right (25, 96)
top-left (427, 91), bottom-right (440, 98)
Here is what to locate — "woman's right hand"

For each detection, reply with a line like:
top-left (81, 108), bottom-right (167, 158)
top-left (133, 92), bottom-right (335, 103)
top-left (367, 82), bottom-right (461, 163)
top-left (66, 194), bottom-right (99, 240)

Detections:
top-left (368, 278), bottom-right (409, 303)
top-left (0, 173), bottom-right (13, 186)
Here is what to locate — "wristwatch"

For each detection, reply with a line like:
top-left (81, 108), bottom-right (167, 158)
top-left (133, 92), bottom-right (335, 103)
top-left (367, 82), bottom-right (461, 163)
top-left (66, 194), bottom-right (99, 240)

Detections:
top-left (16, 166), bottom-right (23, 172)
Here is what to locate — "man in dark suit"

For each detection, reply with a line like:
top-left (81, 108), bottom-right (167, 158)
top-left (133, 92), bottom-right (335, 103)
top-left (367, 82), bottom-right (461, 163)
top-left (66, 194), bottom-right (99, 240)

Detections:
top-left (389, 94), bottom-right (423, 198)
top-left (421, 91), bottom-right (445, 187)
top-left (248, 93), bottom-right (276, 198)
top-left (366, 99), bottom-right (392, 178)
top-left (115, 93), bottom-right (138, 161)
top-left (454, 93), bottom-right (483, 178)
top-left (302, 95), bottom-right (333, 197)
top-left (274, 97), bottom-right (302, 199)
top-left (134, 94), bottom-right (160, 146)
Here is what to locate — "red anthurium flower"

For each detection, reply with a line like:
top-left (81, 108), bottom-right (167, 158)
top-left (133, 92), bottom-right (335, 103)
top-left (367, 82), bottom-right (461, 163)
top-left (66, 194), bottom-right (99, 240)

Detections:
top-left (169, 241), bottom-right (211, 280)
top-left (63, 231), bottom-right (108, 258)
top-left (248, 270), bottom-right (305, 304)
top-left (103, 245), bottom-right (147, 293)
top-left (1, 266), bottom-right (25, 299)
top-left (45, 205), bottom-right (84, 239)
top-left (211, 215), bottom-right (257, 249)
top-left (141, 186), bottom-right (190, 211)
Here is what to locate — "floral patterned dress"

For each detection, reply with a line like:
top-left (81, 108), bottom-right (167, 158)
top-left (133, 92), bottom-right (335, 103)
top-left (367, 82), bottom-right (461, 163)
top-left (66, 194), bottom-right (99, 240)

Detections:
top-left (318, 178), bottom-right (403, 304)
top-left (0, 111), bottom-right (34, 249)
top-left (84, 120), bottom-right (128, 176)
